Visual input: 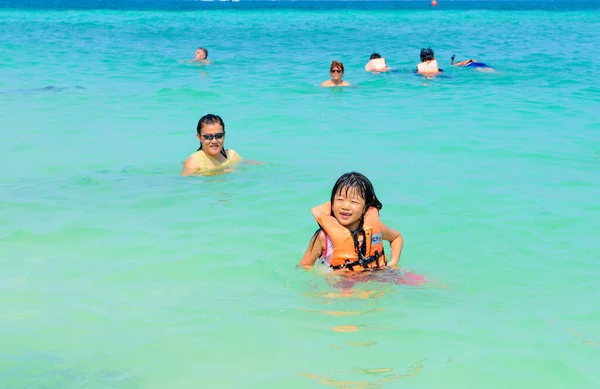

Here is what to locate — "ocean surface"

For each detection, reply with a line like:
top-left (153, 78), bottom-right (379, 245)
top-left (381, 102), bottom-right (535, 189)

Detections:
top-left (1, 1), bottom-right (599, 388)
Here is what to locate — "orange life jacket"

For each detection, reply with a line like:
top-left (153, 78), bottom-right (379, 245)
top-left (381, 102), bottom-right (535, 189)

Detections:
top-left (417, 59), bottom-right (440, 74)
top-left (311, 202), bottom-right (387, 271)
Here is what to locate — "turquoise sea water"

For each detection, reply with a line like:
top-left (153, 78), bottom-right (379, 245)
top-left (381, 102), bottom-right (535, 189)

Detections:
top-left (1, 1), bottom-right (600, 388)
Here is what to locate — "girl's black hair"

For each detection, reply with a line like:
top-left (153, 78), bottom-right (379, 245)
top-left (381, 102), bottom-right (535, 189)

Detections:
top-left (370, 53), bottom-right (382, 60)
top-left (308, 172), bottom-right (383, 254)
top-left (196, 113), bottom-right (227, 159)
top-left (329, 172), bottom-right (382, 212)
top-left (420, 47), bottom-right (435, 62)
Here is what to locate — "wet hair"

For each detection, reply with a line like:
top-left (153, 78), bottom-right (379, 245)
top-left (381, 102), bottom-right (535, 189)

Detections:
top-left (197, 47), bottom-right (208, 58)
top-left (329, 172), bottom-right (382, 212)
top-left (370, 53), bottom-right (381, 60)
top-left (420, 47), bottom-right (434, 62)
top-left (330, 61), bottom-right (344, 72)
top-left (196, 113), bottom-right (227, 158)
top-left (308, 172), bottom-right (383, 253)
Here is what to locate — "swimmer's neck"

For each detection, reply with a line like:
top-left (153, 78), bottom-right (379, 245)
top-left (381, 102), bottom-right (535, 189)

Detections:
top-left (205, 150), bottom-right (227, 162)
top-left (346, 221), bottom-right (361, 231)
top-left (336, 218), bottom-right (361, 231)
top-left (331, 79), bottom-right (344, 85)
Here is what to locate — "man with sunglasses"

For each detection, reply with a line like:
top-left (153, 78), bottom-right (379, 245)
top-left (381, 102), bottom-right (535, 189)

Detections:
top-left (321, 61), bottom-right (351, 87)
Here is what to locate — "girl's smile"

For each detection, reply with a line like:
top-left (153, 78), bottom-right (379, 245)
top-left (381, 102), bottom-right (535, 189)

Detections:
top-left (332, 187), bottom-right (366, 230)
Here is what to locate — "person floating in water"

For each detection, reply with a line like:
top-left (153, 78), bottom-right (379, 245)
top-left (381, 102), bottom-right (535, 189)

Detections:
top-left (193, 47), bottom-right (210, 64)
top-left (299, 172), bottom-right (426, 287)
top-left (321, 61), bottom-right (351, 87)
top-left (365, 53), bottom-right (391, 73)
top-left (451, 54), bottom-right (494, 71)
top-left (300, 172), bottom-right (402, 271)
top-left (182, 114), bottom-right (260, 176)
top-left (416, 47), bottom-right (442, 76)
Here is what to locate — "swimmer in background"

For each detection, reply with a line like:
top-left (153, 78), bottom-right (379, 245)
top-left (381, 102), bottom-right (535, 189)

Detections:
top-left (365, 53), bottom-right (391, 73)
top-left (416, 47), bottom-right (442, 76)
top-left (321, 61), bottom-right (351, 87)
top-left (451, 54), bottom-right (494, 71)
top-left (181, 114), bottom-right (261, 176)
top-left (192, 47), bottom-right (210, 64)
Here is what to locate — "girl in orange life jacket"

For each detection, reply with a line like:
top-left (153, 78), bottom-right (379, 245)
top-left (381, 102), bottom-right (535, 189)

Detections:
top-left (299, 172), bottom-right (404, 272)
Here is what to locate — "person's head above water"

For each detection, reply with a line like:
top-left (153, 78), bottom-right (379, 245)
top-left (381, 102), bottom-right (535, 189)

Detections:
top-left (299, 170), bottom-right (399, 272)
top-left (182, 113), bottom-right (253, 176)
top-left (365, 53), bottom-right (389, 72)
top-left (330, 60), bottom-right (344, 74)
top-left (420, 47), bottom-right (435, 62)
top-left (195, 47), bottom-right (208, 61)
top-left (328, 171), bottom-right (383, 229)
top-left (322, 60), bottom-right (350, 87)
top-left (329, 60), bottom-right (345, 81)
top-left (196, 113), bottom-right (227, 158)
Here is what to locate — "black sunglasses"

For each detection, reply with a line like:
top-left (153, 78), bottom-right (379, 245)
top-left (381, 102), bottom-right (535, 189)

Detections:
top-left (201, 132), bottom-right (225, 141)
top-left (331, 69), bottom-right (343, 73)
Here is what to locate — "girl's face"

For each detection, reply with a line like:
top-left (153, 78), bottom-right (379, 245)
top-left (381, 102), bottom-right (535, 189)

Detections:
top-left (197, 122), bottom-right (225, 157)
top-left (332, 187), bottom-right (366, 230)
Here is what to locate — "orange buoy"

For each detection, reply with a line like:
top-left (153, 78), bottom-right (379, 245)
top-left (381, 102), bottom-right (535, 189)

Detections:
top-left (432, 0), bottom-right (438, 6)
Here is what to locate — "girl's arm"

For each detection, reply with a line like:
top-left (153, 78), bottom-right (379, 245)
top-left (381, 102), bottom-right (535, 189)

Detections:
top-left (299, 231), bottom-right (325, 269)
top-left (381, 222), bottom-right (403, 267)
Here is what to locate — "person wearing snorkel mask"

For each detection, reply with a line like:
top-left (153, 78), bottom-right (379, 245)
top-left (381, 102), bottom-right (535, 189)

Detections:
top-left (451, 54), bottom-right (494, 71)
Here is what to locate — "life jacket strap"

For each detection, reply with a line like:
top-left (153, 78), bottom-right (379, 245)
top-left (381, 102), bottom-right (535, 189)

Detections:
top-left (330, 251), bottom-right (383, 271)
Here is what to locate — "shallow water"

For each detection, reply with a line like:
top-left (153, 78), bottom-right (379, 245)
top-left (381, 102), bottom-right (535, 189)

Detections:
top-left (1, 1), bottom-right (600, 388)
